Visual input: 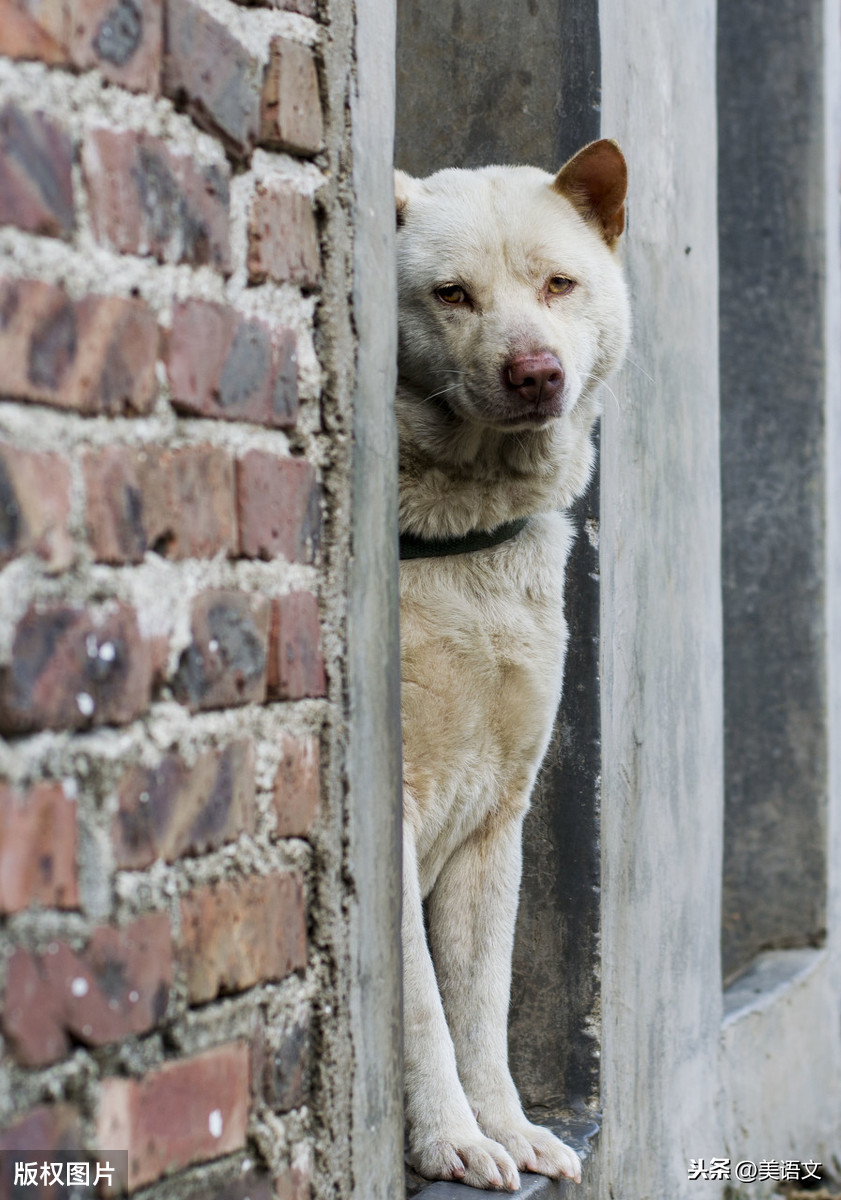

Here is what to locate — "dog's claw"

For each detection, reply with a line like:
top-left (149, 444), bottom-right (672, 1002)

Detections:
top-left (413, 1135), bottom-right (520, 1191)
top-left (486, 1122), bottom-right (582, 1184)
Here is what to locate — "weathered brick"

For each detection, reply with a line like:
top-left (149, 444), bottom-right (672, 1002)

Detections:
top-left (273, 731), bottom-right (319, 837)
top-left (264, 1007), bottom-right (308, 1111)
top-left (113, 740), bottom-right (255, 868)
top-left (82, 128), bottom-right (231, 270)
top-left (97, 1044), bottom-right (250, 1191)
top-left (0, 1104), bottom-right (84, 1168)
top-left (0, 103), bottom-right (74, 239)
top-left (0, 440), bottom-right (72, 571)
top-left (164, 0), bottom-right (262, 156)
top-left (168, 299), bottom-right (298, 428)
top-left (0, 602), bottom-right (153, 733)
top-left (84, 443), bottom-right (237, 563)
top-left (260, 38), bottom-right (323, 156)
top-left (0, 780), bottom-right (78, 914)
top-left (275, 1152), bottom-right (311, 1200)
top-left (151, 444), bottom-right (236, 558)
top-left (172, 590), bottom-right (270, 711)
top-left (0, 278), bottom-right (159, 416)
top-left (0, 0), bottom-right (68, 64)
top-left (247, 179), bottom-right (319, 287)
top-left (179, 872), bottom-right (306, 1003)
top-left (268, 592), bottom-right (326, 700)
top-left (73, 0), bottom-right (162, 92)
top-left (236, 451), bottom-right (320, 563)
top-left (0, 0), bottom-right (163, 91)
top-left (2, 913), bottom-right (172, 1066)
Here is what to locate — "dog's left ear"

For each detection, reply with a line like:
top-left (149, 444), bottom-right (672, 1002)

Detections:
top-left (553, 139), bottom-right (627, 248)
top-left (395, 169), bottom-right (415, 228)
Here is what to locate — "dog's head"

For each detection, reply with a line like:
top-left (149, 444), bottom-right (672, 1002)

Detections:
top-left (395, 140), bottom-right (630, 443)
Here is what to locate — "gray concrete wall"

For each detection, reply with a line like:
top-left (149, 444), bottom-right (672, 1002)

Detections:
top-left (717, 0), bottom-right (841, 1185)
top-left (718, 0), bottom-right (828, 984)
top-left (598, 1), bottom-right (725, 1196)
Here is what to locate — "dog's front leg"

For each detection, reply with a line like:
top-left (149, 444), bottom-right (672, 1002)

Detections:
top-left (403, 820), bottom-right (521, 1191)
top-left (427, 811), bottom-right (583, 1184)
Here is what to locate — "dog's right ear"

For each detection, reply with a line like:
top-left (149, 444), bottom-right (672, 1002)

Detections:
top-left (395, 169), bottom-right (414, 228)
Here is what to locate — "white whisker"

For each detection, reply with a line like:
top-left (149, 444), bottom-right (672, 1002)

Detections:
top-left (624, 354), bottom-right (655, 385)
top-left (423, 382), bottom-right (463, 403)
top-left (582, 373), bottom-right (625, 415)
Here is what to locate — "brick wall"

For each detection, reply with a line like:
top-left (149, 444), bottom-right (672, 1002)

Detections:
top-left (0, 0), bottom-right (355, 1193)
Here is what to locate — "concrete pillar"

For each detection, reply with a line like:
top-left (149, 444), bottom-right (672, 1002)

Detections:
top-left (598, 0), bottom-right (725, 1194)
top-left (347, 0), bottom-right (404, 1195)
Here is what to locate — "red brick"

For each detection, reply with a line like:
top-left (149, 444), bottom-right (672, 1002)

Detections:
top-left (247, 179), bottom-right (319, 287)
top-left (84, 443), bottom-right (237, 563)
top-left (0, 602), bottom-right (153, 734)
top-left (168, 299), bottom-right (298, 428)
top-left (275, 1153), bottom-right (311, 1200)
top-left (156, 445), bottom-right (236, 559)
top-left (264, 1007), bottom-right (308, 1112)
top-left (0, 278), bottom-right (159, 416)
top-left (2, 913), bottom-right (172, 1066)
top-left (82, 128), bottom-right (231, 271)
top-left (0, 103), bottom-right (74, 239)
top-left (0, 0), bottom-right (163, 91)
top-left (236, 451), bottom-right (320, 563)
top-left (0, 440), bottom-right (72, 571)
top-left (164, 0), bottom-right (262, 156)
top-left (0, 1104), bottom-right (84, 1167)
top-left (97, 1044), bottom-right (249, 1191)
top-left (179, 872), bottom-right (306, 1003)
top-left (268, 592), bottom-right (326, 700)
top-left (113, 740), bottom-right (255, 868)
top-left (273, 731), bottom-right (319, 837)
top-left (172, 590), bottom-right (270, 711)
top-left (0, 780), bottom-right (78, 914)
top-left (0, 0), bottom-right (68, 64)
top-left (260, 38), bottom-right (323, 156)
top-left (71, 0), bottom-right (162, 93)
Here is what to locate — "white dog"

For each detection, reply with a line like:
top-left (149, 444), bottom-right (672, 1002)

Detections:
top-left (396, 139), bottom-right (630, 1191)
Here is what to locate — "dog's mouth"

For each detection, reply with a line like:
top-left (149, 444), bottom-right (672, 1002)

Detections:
top-left (491, 403), bottom-right (564, 430)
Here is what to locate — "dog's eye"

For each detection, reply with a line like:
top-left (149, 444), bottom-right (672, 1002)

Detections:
top-left (435, 284), bottom-right (469, 305)
top-left (547, 276), bottom-right (576, 296)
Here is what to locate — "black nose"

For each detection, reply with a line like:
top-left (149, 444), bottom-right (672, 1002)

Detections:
top-left (503, 352), bottom-right (565, 405)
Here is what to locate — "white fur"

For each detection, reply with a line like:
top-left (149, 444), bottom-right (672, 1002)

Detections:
top-left (398, 149), bottom-right (630, 1191)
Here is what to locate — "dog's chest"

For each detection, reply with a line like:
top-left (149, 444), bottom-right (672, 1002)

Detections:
top-left (399, 514), bottom-right (573, 892)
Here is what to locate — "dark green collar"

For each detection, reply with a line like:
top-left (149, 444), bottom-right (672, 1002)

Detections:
top-left (399, 516), bottom-right (531, 560)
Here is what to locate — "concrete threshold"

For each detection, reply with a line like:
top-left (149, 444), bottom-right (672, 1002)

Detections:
top-left (409, 1117), bottom-right (600, 1199)
top-left (722, 946), bottom-right (826, 1026)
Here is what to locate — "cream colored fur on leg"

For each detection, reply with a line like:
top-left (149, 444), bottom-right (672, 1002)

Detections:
top-left (397, 139), bottom-right (631, 1191)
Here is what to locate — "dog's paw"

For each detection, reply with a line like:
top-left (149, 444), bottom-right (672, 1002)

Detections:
top-left (484, 1121), bottom-right (582, 1184)
top-left (411, 1134), bottom-right (521, 1191)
